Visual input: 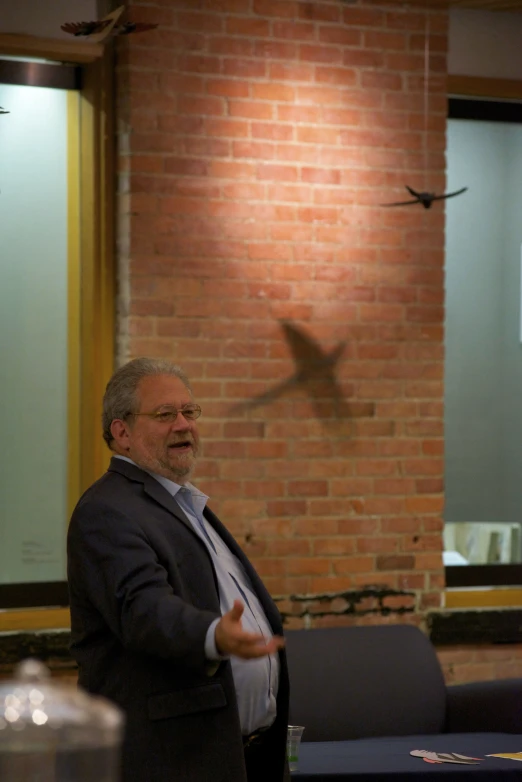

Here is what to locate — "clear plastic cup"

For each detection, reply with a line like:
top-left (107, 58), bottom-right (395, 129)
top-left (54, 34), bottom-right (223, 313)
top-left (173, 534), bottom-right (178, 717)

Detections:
top-left (287, 725), bottom-right (305, 772)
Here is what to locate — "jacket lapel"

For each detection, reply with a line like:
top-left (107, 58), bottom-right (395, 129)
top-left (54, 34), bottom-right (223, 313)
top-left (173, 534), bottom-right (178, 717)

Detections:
top-left (108, 458), bottom-right (283, 634)
top-left (108, 457), bottom-right (196, 536)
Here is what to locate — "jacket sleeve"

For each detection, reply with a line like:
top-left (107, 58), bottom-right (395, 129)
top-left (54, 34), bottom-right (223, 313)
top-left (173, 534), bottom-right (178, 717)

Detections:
top-left (67, 501), bottom-right (220, 672)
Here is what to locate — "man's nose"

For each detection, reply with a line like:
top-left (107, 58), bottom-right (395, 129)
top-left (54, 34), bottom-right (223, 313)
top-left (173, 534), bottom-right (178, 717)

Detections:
top-left (170, 410), bottom-right (192, 429)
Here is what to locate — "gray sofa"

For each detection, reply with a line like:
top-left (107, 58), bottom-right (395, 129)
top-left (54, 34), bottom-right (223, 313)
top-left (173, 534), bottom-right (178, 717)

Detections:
top-left (285, 624), bottom-right (522, 741)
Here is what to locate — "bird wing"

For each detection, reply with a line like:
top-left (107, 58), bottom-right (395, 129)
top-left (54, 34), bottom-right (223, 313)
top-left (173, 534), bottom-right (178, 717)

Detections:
top-left (229, 375), bottom-right (300, 413)
top-left (70, 6), bottom-right (124, 44)
top-left (281, 320), bottom-right (327, 365)
top-left (380, 198), bottom-right (420, 207)
top-left (431, 187), bottom-right (468, 202)
top-left (405, 185), bottom-right (421, 198)
top-left (115, 22), bottom-right (158, 35)
top-left (61, 21), bottom-right (106, 36)
top-left (328, 342), bottom-right (346, 367)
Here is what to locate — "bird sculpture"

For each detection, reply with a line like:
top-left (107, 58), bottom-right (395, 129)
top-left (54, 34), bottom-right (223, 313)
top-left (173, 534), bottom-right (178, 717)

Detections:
top-left (61, 20), bottom-right (157, 37)
top-left (61, 6), bottom-right (157, 43)
top-left (381, 184), bottom-right (468, 209)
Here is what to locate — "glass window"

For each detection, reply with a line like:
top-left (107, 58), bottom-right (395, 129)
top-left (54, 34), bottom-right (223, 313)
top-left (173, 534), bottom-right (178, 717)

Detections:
top-left (444, 97), bottom-right (522, 586)
top-left (0, 61), bottom-right (80, 607)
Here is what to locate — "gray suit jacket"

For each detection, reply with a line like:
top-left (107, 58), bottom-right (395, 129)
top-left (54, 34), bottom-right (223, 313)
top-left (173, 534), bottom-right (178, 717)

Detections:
top-left (67, 457), bottom-right (289, 782)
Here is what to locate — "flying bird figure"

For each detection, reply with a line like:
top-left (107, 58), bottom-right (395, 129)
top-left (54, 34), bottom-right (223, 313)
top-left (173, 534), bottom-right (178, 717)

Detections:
top-left (381, 185), bottom-right (468, 209)
top-left (61, 20), bottom-right (157, 37)
top-left (0, 107), bottom-right (9, 114)
top-left (61, 19), bottom-right (111, 36)
top-left (231, 321), bottom-right (347, 419)
top-left (61, 6), bottom-right (157, 43)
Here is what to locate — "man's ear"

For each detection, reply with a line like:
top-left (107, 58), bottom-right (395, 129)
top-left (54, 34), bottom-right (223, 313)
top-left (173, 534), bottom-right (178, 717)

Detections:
top-left (110, 419), bottom-right (131, 452)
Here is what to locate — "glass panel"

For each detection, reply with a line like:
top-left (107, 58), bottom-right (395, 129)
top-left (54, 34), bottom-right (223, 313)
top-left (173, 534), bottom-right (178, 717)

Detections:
top-left (0, 82), bottom-right (73, 584)
top-left (444, 116), bottom-right (522, 566)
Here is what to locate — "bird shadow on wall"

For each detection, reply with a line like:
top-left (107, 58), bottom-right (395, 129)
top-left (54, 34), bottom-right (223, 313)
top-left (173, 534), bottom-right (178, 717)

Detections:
top-left (230, 320), bottom-right (375, 431)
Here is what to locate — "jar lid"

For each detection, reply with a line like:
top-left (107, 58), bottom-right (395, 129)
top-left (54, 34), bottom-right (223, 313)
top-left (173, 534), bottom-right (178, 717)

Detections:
top-left (0, 659), bottom-right (123, 750)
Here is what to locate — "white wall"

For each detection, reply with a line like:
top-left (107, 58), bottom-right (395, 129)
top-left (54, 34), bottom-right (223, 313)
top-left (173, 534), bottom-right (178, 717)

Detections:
top-left (0, 0), bottom-right (98, 41)
top-left (449, 8), bottom-right (522, 79)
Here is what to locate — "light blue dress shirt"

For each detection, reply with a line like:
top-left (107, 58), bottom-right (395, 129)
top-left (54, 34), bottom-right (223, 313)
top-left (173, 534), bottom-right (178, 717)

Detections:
top-left (114, 456), bottom-right (279, 735)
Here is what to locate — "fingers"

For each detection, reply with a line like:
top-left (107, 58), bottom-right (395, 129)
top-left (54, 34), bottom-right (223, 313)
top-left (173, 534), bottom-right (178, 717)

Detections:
top-left (215, 601), bottom-right (286, 658)
top-left (228, 599), bottom-right (244, 622)
top-left (228, 633), bottom-right (285, 659)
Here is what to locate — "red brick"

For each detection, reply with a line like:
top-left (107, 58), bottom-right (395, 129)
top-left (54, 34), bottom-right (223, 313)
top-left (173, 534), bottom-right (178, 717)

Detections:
top-left (288, 481), bottom-right (328, 497)
top-left (206, 79), bottom-right (250, 98)
top-left (299, 44), bottom-right (342, 64)
top-left (222, 58), bottom-right (267, 78)
top-left (301, 167), bottom-right (340, 185)
top-left (202, 0), bottom-right (252, 11)
top-left (233, 141), bottom-right (276, 160)
top-left (297, 85), bottom-right (344, 105)
top-left (183, 138), bottom-right (230, 157)
top-left (287, 558), bottom-right (331, 576)
top-left (315, 66), bottom-right (357, 86)
top-left (275, 144), bottom-right (321, 164)
top-left (267, 500), bottom-right (307, 517)
top-left (272, 20), bottom-right (316, 40)
top-left (227, 17), bottom-right (271, 36)
top-left (267, 184), bottom-right (313, 202)
top-left (209, 160), bottom-right (256, 179)
top-left (318, 26), bottom-right (360, 45)
top-left (252, 122), bottom-right (294, 141)
top-left (255, 40), bottom-right (298, 60)
top-left (177, 11), bottom-right (225, 32)
top-left (205, 118), bottom-right (249, 138)
top-left (252, 83), bottom-right (296, 102)
top-left (297, 125), bottom-right (340, 147)
top-left (209, 36), bottom-right (254, 56)
top-left (257, 163), bottom-right (298, 182)
top-left (270, 62), bottom-right (314, 81)
top-left (178, 54), bottom-right (222, 74)
top-left (229, 100), bottom-right (273, 120)
top-left (252, 0), bottom-right (297, 16)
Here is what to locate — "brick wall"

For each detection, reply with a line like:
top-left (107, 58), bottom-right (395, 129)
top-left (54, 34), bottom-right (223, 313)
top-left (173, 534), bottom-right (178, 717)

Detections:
top-left (117, 0), bottom-right (448, 629)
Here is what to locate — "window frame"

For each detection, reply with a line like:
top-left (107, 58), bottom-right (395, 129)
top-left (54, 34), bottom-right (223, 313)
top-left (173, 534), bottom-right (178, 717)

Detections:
top-left (444, 74), bottom-right (522, 602)
top-left (0, 36), bottom-right (115, 629)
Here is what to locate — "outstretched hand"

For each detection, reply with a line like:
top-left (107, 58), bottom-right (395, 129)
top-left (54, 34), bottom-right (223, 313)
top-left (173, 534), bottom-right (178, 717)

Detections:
top-left (215, 600), bottom-right (285, 659)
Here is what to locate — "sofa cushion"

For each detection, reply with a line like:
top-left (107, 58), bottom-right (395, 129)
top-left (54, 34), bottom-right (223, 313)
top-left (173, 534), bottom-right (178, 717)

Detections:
top-left (286, 625), bottom-right (447, 741)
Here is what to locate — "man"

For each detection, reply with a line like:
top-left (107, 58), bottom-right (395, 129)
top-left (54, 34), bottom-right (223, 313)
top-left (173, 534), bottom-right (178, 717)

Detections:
top-left (67, 357), bottom-right (289, 782)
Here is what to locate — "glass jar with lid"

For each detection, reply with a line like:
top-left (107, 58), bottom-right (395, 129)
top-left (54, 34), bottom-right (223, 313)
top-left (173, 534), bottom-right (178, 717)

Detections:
top-left (0, 658), bottom-right (124, 781)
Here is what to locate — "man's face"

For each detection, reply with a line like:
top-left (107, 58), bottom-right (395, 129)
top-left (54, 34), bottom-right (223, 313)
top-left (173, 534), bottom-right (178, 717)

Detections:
top-left (112, 374), bottom-right (200, 484)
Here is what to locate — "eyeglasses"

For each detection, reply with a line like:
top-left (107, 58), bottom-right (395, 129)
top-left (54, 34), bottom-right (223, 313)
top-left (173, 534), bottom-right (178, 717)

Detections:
top-left (129, 405), bottom-right (202, 423)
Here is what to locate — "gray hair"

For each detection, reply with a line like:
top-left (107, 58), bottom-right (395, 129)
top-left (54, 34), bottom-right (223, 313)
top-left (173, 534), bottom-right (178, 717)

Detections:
top-left (102, 357), bottom-right (192, 448)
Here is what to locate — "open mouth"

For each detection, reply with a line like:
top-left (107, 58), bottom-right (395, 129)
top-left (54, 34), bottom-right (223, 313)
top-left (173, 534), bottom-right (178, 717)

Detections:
top-left (168, 440), bottom-right (192, 451)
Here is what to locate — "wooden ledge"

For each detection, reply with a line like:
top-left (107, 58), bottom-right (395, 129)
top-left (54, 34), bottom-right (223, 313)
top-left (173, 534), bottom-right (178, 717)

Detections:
top-left (0, 608), bottom-right (70, 634)
top-left (448, 75), bottom-right (522, 100)
top-left (0, 33), bottom-right (103, 63)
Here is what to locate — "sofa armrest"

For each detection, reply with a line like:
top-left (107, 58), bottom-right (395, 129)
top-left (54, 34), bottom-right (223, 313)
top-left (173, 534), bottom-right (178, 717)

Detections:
top-left (446, 678), bottom-right (522, 733)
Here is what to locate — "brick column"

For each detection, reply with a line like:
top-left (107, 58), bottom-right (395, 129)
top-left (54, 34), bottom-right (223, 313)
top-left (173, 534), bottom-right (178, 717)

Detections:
top-left (116, 0), bottom-right (448, 627)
